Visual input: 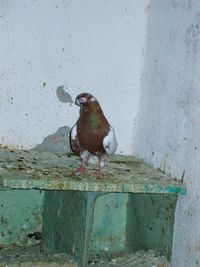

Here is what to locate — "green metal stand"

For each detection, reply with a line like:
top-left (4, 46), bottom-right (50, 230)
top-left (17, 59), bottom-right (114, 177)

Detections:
top-left (43, 191), bottom-right (177, 266)
top-left (126, 194), bottom-right (177, 260)
top-left (43, 191), bottom-right (103, 267)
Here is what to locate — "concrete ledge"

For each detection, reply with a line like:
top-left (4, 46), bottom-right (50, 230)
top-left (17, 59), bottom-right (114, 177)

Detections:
top-left (0, 148), bottom-right (185, 194)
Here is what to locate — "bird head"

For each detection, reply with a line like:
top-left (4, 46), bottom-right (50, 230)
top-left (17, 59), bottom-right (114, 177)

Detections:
top-left (75, 93), bottom-right (97, 107)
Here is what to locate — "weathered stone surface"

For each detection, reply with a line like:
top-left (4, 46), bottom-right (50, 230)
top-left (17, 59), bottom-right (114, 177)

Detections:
top-left (0, 148), bottom-right (185, 194)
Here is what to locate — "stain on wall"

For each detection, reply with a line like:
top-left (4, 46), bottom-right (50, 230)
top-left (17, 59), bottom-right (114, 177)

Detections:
top-left (56, 85), bottom-right (73, 104)
top-left (185, 24), bottom-right (200, 54)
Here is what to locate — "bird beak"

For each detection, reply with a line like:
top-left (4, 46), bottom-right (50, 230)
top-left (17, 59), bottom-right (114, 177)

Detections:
top-left (75, 97), bottom-right (80, 106)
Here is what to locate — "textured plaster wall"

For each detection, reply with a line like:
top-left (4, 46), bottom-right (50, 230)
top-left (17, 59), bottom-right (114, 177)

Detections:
top-left (0, 0), bottom-right (149, 155)
top-left (133, 1), bottom-right (200, 266)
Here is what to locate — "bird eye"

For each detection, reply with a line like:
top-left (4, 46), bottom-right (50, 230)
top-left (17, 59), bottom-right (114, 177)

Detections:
top-left (79, 97), bottom-right (87, 104)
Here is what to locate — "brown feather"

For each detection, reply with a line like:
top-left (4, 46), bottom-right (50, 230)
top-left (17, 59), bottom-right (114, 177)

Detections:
top-left (77, 100), bottom-right (109, 155)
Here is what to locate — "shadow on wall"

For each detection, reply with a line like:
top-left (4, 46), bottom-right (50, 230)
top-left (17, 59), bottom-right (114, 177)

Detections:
top-left (133, 0), bottom-right (199, 177)
top-left (32, 126), bottom-right (71, 154)
top-left (33, 85), bottom-right (73, 154)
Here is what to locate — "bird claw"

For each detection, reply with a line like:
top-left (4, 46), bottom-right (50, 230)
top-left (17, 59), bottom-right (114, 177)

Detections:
top-left (75, 166), bottom-right (88, 175)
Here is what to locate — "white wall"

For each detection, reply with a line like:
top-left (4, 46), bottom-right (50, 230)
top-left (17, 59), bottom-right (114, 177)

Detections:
top-left (133, 1), bottom-right (200, 266)
top-left (0, 0), bottom-right (149, 154)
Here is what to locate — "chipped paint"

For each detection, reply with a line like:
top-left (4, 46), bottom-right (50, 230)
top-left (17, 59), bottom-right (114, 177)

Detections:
top-left (91, 193), bottom-right (128, 253)
top-left (0, 190), bottom-right (43, 246)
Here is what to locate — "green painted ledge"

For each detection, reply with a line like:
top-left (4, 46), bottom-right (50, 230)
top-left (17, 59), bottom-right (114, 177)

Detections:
top-left (0, 148), bottom-right (186, 195)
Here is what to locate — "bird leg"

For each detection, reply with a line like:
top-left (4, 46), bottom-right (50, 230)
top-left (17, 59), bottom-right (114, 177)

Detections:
top-left (75, 150), bottom-right (90, 175)
top-left (96, 155), bottom-right (106, 177)
top-left (75, 159), bottom-right (88, 175)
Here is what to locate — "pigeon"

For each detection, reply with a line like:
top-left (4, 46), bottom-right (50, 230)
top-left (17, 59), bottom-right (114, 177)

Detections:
top-left (70, 93), bottom-right (118, 177)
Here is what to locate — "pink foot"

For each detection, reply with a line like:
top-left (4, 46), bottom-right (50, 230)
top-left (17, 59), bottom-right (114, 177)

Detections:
top-left (95, 170), bottom-right (106, 178)
top-left (75, 166), bottom-right (88, 175)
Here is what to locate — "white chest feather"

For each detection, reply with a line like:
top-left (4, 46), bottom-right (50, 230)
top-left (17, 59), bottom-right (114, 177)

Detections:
top-left (103, 126), bottom-right (118, 155)
top-left (70, 124), bottom-right (77, 140)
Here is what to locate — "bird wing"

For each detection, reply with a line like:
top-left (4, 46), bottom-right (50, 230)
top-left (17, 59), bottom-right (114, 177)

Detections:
top-left (103, 126), bottom-right (118, 155)
top-left (70, 123), bottom-right (81, 156)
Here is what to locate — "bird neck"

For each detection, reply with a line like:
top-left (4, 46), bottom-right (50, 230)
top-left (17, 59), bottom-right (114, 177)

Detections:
top-left (79, 102), bottom-right (108, 130)
top-left (80, 102), bottom-right (102, 114)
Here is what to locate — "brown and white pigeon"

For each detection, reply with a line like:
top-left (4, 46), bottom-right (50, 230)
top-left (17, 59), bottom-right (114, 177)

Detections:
top-left (70, 93), bottom-right (118, 177)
